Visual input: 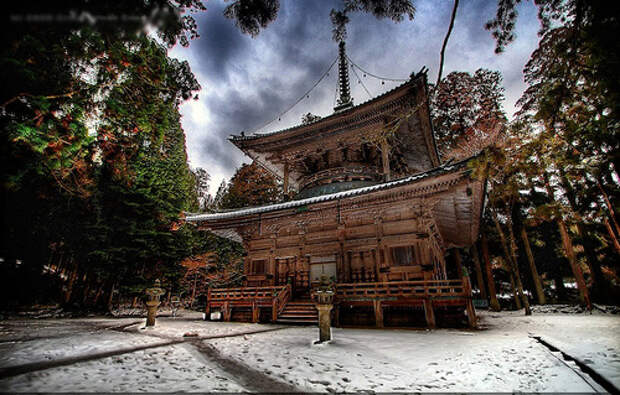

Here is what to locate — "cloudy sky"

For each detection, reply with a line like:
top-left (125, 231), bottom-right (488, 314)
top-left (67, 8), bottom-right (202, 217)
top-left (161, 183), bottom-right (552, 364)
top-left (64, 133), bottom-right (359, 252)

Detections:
top-left (169, 0), bottom-right (541, 195)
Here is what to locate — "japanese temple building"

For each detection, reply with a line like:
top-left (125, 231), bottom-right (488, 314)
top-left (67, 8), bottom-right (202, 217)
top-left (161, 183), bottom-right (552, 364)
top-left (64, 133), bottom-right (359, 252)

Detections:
top-left (186, 42), bottom-right (485, 328)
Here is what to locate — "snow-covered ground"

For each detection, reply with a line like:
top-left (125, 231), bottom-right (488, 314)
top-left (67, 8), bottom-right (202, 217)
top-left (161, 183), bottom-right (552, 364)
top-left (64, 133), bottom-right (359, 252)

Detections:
top-left (0, 309), bottom-right (618, 392)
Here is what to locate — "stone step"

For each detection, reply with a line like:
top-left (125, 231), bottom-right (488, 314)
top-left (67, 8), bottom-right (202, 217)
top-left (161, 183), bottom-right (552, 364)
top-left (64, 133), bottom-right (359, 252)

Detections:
top-left (282, 306), bottom-right (316, 311)
top-left (276, 318), bottom-right (318, 325)
top-left (279, 313), bottom-right (317, 319)
top-left (281, 310), bottom-right (316, 315)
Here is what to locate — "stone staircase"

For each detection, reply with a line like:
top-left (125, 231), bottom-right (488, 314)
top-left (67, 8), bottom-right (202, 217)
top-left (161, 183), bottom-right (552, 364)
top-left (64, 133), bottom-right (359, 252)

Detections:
top-left (276, 300), bottom-right (318, 325)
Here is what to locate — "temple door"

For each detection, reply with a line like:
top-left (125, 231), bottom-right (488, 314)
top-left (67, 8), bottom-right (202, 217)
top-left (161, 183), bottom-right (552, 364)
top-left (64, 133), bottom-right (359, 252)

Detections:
top-left (309, 255), bottom-right (337, 287)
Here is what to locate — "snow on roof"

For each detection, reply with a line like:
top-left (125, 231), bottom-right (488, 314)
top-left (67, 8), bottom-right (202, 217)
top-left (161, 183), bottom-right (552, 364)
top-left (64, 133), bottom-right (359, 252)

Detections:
top-left (185, 157), bottom-right (471, 223)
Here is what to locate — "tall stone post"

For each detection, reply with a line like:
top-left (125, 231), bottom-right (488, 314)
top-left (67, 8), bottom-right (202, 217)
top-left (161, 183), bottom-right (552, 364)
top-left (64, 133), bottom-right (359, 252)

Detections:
top-left (316, 303), bottom-right (333, 342)
top-left (144, 279), bottom-right (165, 327)
top-left (313, 275), bottom-right (335, 343)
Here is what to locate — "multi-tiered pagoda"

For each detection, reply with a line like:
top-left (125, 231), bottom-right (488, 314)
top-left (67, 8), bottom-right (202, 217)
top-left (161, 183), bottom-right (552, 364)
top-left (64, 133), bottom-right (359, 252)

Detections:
top-left (186, 42), bottom-right (484, 328)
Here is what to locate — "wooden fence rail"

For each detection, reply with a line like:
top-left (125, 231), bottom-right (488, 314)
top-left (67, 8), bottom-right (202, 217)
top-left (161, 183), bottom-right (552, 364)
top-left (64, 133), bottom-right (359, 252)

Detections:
top-left (335, 279), bottom-right (467, 300)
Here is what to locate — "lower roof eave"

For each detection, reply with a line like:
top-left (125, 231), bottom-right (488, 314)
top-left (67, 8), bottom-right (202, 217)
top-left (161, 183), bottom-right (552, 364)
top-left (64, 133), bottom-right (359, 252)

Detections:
top-left (185, 154), bottom-right (484, 237)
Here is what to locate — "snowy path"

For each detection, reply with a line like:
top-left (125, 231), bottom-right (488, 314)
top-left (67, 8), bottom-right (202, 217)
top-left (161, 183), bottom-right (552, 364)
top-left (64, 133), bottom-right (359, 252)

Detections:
top-left (0, 318), bottom-right (296, 392)
top-left (0, 311), bottom-right (617, 392)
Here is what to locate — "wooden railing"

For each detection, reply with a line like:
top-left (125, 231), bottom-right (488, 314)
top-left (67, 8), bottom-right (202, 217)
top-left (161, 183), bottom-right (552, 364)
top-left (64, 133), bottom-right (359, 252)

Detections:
top-left (272, 284), bottom-right (292, 321)
top-left (335, 279), bottom-right (467, 300)
top-left (208, 285), bottom-right (284, 302)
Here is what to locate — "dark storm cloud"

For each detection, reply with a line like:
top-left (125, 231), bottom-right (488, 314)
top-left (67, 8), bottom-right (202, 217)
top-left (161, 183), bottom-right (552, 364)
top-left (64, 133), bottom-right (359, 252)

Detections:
top-left (172, 0), bottom-right (541, 194)
top-left (191, 1), bottom-right (250, 82)
top-left (184, 0), bottom-right (343, 174)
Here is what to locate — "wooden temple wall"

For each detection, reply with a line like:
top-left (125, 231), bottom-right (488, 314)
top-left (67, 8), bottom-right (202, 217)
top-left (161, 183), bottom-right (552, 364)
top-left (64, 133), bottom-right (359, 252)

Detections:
top-left (239, 199), bottom-right (448, 289)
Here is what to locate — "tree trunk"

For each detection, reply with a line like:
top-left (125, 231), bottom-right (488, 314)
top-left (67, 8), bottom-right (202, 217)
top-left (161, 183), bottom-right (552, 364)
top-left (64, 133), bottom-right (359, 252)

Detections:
top-left (604, 217), bottom-right (620, 255)
top-left (553, 270), bottom-right (567, 302)
top-left (509, 273), bottom-right (522, 309)
top-left (520, 227), bottom-right (546, 305)
top-left (106, 281), bottom-right (116, 311)
top-left (560, 172), bottom-right (608, 301)
top-left (543, 172), bottom-right (591, 310)
top-left (557, 217), bottom-right (592, 310)
top-left (82, 279), bottom-right (91, 305)
top-left (191, 271), bottom-right (198, 308)
top-left (481, 233), bottom-right (500, 311)
top-left (597, 177), bottom-right (620, 236)
top-left (508, 222), bottom-right (531, 315)
top-left (132, 296), bottom-right (138, 308)
top-left (166, 288), bottom-right (172, 307)
top-left (436, 0), bottom-right (460, 87)
top-left (63, 260), bottom-right (78, 304)
top-left (471, 244), bottom-right (487, 299)
top-left (93, 283), bottom-right (104, 306)
top-left (492, 212), bottom-right (529, 313)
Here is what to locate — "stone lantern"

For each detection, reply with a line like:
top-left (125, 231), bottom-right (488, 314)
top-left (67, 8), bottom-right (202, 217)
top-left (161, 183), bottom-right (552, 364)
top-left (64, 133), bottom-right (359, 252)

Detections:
top-left (144, 279), bottom-right (166, 327)
top-left (313, 274), bottom-right (335, 343)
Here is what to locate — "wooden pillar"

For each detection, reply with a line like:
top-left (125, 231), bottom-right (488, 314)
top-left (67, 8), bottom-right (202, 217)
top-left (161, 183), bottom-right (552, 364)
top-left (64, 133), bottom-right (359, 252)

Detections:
top-left (381, 137), bottom-right (391, 181)
top-left (272, 298), bottom-right (279, 322)
top-left (372, 249), bottom-right (379, 281)
top-left (332, 305), bottom-right (340, 327)
top-left (465, 299), bottom-right (476, 328)
top-left (252, 301), bottom-right (259, 323)
top-left (352, 252), bottom-right (361, 282)
top-left (283, 162), bottom-right (289, 195)
top-left (344, 251), bottom-right (351, 283)
top-left (463, 276), bottom-right (477, 328)
top-left (423, 299), bottom-right (436, 328)
top-left (373, 300), bottom-right (384, 328)
top-left (338, 224), bottom-right (346, 282)
top-left (223, 301), bottom-right (231, 321)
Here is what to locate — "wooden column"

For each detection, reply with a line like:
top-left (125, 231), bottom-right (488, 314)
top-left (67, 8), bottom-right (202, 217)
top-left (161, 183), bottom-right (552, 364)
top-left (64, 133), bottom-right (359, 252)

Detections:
top-left (338, 224), bottom-right (347, 282)
top-left (463, 276), bottom-right (477, 328)
top-left (272, 298), bottom-right (279, 322)
top-left (373, 300), bottom-right (384, 328)
top-left (283, 162), bottom-right (289, 195)
top-left (252, 301), bottom-right (259, 323)
top-left (381, 137), bottom-right (391, 181)
top-left (333, 305), bottom-right (340, 327)
top-left (423, 299), bottom-right (436, 328)
top-left (352, 252), bottom-right (362, 282)
top-left (223, 301), bottom-right (231, 321)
